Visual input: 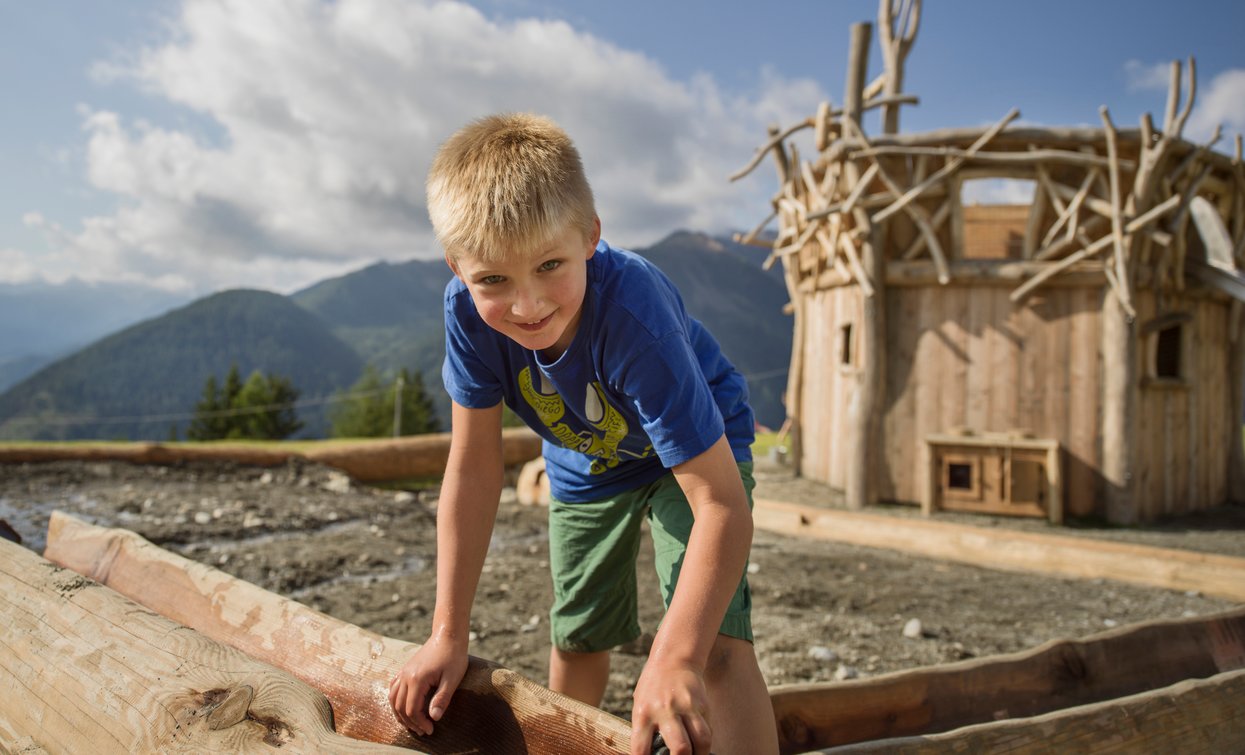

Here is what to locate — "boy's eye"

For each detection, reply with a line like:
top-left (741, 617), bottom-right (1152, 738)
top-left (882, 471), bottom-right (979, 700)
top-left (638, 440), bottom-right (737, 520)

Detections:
top-left (480, 275), bottom-right (505, 285)
top-left (539, 260), bottom-right (561, 272)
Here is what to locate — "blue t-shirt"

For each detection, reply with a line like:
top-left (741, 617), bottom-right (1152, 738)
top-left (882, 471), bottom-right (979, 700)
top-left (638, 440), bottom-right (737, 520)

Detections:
top-left (442, 240), bottom-right (754, 502)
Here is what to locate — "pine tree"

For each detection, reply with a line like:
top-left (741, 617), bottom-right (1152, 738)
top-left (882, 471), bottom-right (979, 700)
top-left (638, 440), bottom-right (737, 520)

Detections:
top-left (231, 371), bottom-right (303, 440)
top-left (186, 375), bottom-right (226, 440)
top-left (394, 368), bottom-right (440, 435)
top-left (330, 366), bottom-right (440, 438)
top-left (188, 367), bottom-right (302, 441)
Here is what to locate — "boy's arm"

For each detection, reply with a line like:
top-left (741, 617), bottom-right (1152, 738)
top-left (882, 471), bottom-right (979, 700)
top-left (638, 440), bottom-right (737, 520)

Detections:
top-left (389, 399), bottom-right (504, 736)
top-left (629, 434), bottom-right (753, 755)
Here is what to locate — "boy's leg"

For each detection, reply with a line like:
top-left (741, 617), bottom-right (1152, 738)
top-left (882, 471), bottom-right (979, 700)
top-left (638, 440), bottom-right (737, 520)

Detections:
top-left (546, 491), bottom-right (647, 705)
top-left (647, 462), bottom-right (777, 753)
top-left (702, 634), bottom-right (779, 755)
top-left (548, 647), bottom-right (610, 706)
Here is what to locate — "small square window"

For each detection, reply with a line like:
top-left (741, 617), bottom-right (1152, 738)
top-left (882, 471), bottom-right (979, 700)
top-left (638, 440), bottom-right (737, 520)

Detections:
top-left (947, 462), bottom-right (973, 490)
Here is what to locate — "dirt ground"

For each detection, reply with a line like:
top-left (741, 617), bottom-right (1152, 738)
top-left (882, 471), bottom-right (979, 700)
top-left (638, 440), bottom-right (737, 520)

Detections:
top-left (2, 457), bottom-right (1243, 721)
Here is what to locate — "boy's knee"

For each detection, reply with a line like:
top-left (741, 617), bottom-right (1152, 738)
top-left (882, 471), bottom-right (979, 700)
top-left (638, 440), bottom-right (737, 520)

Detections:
top-left (704, 634), bottom-right (754, 685)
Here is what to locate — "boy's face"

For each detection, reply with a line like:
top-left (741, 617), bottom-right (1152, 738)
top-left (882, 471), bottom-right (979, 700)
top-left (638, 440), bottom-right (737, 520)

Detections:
top-left (448, 218), bottom-right (601, 360)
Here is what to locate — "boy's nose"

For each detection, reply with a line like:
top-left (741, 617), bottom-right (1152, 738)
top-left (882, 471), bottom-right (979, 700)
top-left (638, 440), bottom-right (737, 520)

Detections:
top-left (511, 287), bottom-right (544, 317)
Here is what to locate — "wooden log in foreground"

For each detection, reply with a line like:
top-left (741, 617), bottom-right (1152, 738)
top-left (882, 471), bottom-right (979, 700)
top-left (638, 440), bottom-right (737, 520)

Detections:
top-left (0, 427), bottom-right (544, 483)
top-left (820, 668), bottom-right (1245, 754)
top-left (43, 511), bottom-right (632, 755)
top-left (753, 498), bottom-right (1245, 601)
top-left (769, 606), bottom-right (1245, 752)
top-left (0, 539), bottom-right (412, 754)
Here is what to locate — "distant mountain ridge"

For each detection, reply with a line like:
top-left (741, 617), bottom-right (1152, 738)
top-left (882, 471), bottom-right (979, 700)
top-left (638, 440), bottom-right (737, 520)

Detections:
top-left (0, 231), bottom-right (790, 440)
top-left (0, 290), bottom-right (362, 440)
top-left (0, 280), bottom-right (191, 392)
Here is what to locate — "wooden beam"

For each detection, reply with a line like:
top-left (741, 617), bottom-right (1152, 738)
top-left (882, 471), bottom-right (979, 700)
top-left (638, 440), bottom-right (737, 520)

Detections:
top-left (0, 429), bottom-right (544, 484)
top-left (1100, 107), bottom-right (1134, 314)
top-left (769, 608), bottom-right (1245, 752)
top-left (751, 498), bottom-right (1245, 601)
top-left (0, 538), bottom-right (413, 754)
top-left (840, 117), bottom-right (950, 283)
top-left (43, 512), bottom-right (633, 755)
top-left (873, 108), bottom-right (1020, 223)
top-left (1011, 194), bottom-right (1182, 303)
top-left (849, 145), bottom-right (1131, 170)
top-left (1039, 168), bottom-right (1099, 251)
top-left (825, 668), bottom-right (1245, 754)
top-left (901, 199), bottom-right (951, 260)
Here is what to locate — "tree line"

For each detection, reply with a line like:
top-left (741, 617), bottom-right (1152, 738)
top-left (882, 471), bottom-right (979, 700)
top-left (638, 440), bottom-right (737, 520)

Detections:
top-left (186, 364), bottom-right (440, 441)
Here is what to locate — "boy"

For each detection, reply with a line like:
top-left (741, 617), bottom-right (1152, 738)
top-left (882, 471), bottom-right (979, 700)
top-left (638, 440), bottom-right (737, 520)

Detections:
top-left (389, 113), bottom-right (778, 755)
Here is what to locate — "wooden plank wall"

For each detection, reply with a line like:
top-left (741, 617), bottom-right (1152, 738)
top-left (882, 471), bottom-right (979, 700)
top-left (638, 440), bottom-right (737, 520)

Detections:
top-left (800, 286), bottom-right (863, 489)
top-left (804, 282), bottom-right (1106, 518)
top-left (1133, 292), bottom-right (1234, 520)
top-left (801, 281), bottom-right (1236, 520)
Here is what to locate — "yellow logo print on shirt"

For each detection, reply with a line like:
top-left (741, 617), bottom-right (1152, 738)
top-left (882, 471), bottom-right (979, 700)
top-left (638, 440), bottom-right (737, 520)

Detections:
top-left (517, 366), bottom-right (631, 475)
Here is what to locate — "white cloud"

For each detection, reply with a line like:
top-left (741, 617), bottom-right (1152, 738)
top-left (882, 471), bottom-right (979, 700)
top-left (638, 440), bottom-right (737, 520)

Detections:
top-left (1122, 60), bottom-right (1245, 145)
top-left (1123, 59), bottom-right (1171, 93)
top-left (21, 0), bottom-right (824, 294)
top-left (1187, 68), bottom-right (1245, 143)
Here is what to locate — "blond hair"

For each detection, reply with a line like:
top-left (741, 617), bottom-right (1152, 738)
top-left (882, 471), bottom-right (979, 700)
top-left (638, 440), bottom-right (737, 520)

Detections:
top-left (426, 113), bottom-right (596, 261)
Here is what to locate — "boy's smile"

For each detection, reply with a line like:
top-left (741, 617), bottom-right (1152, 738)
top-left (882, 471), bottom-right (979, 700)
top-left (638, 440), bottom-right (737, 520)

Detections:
top-left (449, 219), bottom-right (601, 360)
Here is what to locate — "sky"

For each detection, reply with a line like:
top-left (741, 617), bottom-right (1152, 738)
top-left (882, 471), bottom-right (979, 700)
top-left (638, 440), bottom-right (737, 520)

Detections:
top-left (2, 0), bottom-right (1243, 298)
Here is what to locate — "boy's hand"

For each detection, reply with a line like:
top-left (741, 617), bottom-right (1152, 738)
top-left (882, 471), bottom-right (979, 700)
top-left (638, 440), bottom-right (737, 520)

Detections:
top-left (630, 658), bottom-right (712, 755)
top-left (388, 635), bottom-right (469, 737)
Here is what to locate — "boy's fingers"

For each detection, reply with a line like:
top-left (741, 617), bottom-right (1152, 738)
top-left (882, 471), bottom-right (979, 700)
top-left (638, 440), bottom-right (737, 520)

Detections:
top-left (683, 714), bottom-right (712, 753)
top-left (428, 679), bottom-right (457, 721)
top-left (400, 679), bottom-right (434, 735)
top-left (629, 721), bottom-right (656, 755)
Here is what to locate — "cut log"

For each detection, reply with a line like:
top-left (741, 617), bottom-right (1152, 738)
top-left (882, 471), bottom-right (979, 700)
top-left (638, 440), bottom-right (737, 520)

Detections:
top-left (770, 607), bottom-right (1245, 752)
top-left (43, 512), bottom-right (632, 755)
top-left (0, 428), bottom-right (544, 484)
top-left (516, 456), bottom-right (551, 506)
top-left (0, 538), bottom-right (413, 754)
top-left (819, 668), bottom-right (1245, 755)
top-left (751, 498), bottom-right (1245, 601)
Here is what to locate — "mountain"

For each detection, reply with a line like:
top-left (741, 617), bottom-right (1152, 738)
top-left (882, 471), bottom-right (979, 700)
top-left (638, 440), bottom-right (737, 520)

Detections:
top-left (0, 280), bottom-right (191, 392)
top-left (0, 290), bottom-right (361, 440)
top-left (635, 231), bottom-right (791, 428)
top-left (292, 231), bottom-right (791, 428)
top-left (291, 258), bottom-right (452, 387)
top-left (0, 230), bottom-right (791, 440)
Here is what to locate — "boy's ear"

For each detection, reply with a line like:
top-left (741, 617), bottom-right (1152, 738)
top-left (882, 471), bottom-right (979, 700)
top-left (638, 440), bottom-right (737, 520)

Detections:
top-left (585, 216), bottom-right (601, 258)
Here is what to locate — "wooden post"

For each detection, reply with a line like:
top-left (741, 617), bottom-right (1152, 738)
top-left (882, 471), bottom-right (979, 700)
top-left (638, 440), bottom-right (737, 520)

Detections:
top-left (843, 23), bottom-right (872, 129)
top-left (877, 0), bottom-right (921, 135)
top-left (1101, 288), bottom-right (1138, 524)
top-left (842, 21), bottom-right (881, 511)
top-left (43, 512), bottom-right (633, 755)
top-left (0, 539), bottom-right (412, 754)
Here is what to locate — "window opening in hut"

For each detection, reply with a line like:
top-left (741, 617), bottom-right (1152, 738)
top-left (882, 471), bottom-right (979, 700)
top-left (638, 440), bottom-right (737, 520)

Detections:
top-left (947, 462), bottom-right (973, 490)
top-left (1154, 324), bottom-right (1183, 380)
top-left (839, 322), bottom-right (855, 366)
top-left (959, 178), bottom-right (1035, 261)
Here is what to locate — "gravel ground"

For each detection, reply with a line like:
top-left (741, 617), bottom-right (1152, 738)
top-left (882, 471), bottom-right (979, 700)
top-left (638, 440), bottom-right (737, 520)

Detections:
top-left (2, 457), bottom-right (1241, 721)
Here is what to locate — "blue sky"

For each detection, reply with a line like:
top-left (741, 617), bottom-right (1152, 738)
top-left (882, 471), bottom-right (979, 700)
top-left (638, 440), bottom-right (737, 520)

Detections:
top-left (2, 0), bottom-right (1243, 297)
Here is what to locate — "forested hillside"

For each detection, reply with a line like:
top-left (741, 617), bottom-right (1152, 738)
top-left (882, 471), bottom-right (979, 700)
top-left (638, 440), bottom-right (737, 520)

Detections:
top-left (0, 231), bottom-right (791, 440)
top-left (0, 290), bottom-right (361, 440)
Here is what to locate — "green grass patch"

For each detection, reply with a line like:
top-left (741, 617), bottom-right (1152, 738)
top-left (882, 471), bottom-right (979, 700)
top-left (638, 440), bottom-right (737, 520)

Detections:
top-left (752, 431), bottom-right (785, 459)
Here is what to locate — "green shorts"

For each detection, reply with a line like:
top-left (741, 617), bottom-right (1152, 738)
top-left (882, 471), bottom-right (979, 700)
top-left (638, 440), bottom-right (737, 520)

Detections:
top-left (547, 462), bottom-right (755, 653)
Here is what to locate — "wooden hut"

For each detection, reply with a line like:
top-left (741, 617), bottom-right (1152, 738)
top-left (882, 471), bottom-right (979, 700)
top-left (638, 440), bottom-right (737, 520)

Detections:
top-left (735, 1), bottom-right (1245, 524)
